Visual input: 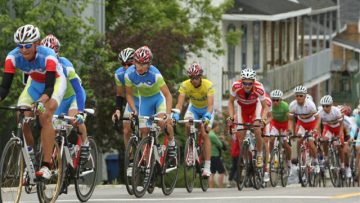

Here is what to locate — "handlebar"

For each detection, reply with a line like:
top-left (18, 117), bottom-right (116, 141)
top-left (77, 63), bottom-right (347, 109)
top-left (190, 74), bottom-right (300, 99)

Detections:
top-left (0, 106), bottom-right (33, 112)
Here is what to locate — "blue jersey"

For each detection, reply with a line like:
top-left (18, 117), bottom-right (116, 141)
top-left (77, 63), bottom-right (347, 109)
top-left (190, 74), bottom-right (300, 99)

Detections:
top-left (4, 46), bottom-right (62, 82)
top-left (114, 66), bottom-right (126, 87)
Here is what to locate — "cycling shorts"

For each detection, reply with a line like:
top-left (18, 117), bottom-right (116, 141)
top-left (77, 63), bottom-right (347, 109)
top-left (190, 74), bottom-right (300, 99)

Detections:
top-left (236, 101), bottom-right (261, 130)
top-left (322, 125), bottom-right (344, 144)
top-left (270, 120), bottom-right (289, 136)
top-left (184, 103), bottom-right (214, 127)
top-left (295, 119), bottom-right (318, 139)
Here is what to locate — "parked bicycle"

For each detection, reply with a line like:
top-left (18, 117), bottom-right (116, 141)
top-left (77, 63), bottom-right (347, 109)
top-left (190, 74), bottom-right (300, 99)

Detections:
top-left (53, 109), bottom-right (98, 202)
top-left (0, 106), bottom-right (63, 203)
top-left (178, 119), bottom-right (209, 193)
top-left (132, 114), bottom-right (179, 198)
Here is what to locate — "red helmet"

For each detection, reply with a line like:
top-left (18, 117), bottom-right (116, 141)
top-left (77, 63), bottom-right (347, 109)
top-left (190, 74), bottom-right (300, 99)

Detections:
top-left (134, 46), bottom-right (152, 63)
top-left (340, 105), bottom-right (352, 116)
top-left (41, 34), bottom-right (60, 55)
top-left (187, 62), bottom-right (203, 77)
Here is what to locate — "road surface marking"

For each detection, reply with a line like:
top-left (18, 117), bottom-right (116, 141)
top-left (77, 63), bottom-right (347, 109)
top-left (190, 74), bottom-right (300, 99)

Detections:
top-left (331, 192), bottom-right (360, 199)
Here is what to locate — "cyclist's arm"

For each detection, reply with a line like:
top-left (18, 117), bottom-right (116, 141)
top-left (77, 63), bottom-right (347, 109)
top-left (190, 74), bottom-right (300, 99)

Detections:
top-left (314, 113), bottom-right (321, 133)
top-left (207, 94), bottom-right (214, 114)
top-left (38, 71), bottom-right (55, 103)
top-left (70, 78), bottom-right (85, 112)
top-left (160, 84), bottom-right (172, 116)
top-left (0, 72), bottom-right (14, 101)
top-left (287, 112), bottom-right (293, 133)
top-left (260, 99), bottom-right (268, 121)
top-left (228, 95), bottom-right (235, 119)
top-left (175, 93), bottom-right (186, 112)
top-left (125, 86), bottom-right (136, 114)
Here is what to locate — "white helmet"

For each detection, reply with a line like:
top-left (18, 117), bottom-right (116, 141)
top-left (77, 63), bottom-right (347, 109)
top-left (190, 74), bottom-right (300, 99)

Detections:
top-left (270, 89), bottom-right (283, 99)
top-left (118, 47), bottom-right (135, 63)
top-left (241, 68), bottom-right (256, 80)
top-left (294, 85), bottom-right (307, 94)
top-left (320, 95), bottom-right (333, 105)
top-left (14, 24), bottom-right (40, 44)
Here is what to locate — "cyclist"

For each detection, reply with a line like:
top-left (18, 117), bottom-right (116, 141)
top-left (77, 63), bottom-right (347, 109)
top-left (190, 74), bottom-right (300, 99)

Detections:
top-left (227, 68), bottom-right (269, 168)
top-left (350, 105), bottom-right (360, 183)
top-left (317, 95), bottom-right (351, 177)
top-left (124, 46), bottom-right (176, 155)
top-left (112, 47), bottom-right (135, 147)
top-left (40, 34), bottom-right (89, 158)
top-left (263, 92), bottom-right (272, 182)
top-left (289, 86), bottom-right (320, 171)
top-left (0, 24), bottom-right (66, 179)
top-left (268, 89), bottom-right (293, 171)
top-left (172, 62), bottom-right (215, 176)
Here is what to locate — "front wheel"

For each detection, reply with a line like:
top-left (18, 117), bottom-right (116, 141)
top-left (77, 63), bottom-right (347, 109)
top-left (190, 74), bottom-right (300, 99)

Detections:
top-left (298, 149), bottom-right (308, 187)
top-left (198, 146), bottom-right (208, 192)
top-left (237, 144), bottom-right (249, 191)
top-left (269, 149), bottom-right (279, 187)
top-left (74, 137), bottom-right (99, 202)
top-left (328, 148), bottom-right (341, 187)
top-left (124, 137), bottom-right (137, 195)
top-left (184, 138), bottom-right (196, 193)
top-left (0, 138), bottom-right (24, 203)
top-left (161, 144), bottom-right (180, 195)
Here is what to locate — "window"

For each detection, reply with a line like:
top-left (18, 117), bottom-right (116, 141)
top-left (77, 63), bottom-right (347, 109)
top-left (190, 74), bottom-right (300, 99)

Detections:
top-left (227, 24), bottom-right (236, 77)
top-left (253, 22), bottom-right (260, 70)
top-left (241, 24), bottom-right (247, 69)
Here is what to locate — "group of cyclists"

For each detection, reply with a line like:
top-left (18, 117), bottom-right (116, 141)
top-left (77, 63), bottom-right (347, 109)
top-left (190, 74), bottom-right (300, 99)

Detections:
top-left (0, 23), bottom-right (359, 201)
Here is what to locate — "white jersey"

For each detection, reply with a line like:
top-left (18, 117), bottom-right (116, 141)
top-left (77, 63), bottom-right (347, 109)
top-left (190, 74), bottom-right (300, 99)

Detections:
top-left (318, 106), bottom-right (342, 128)
top-left (343, 115), bottom-right (356, 134)
top-left (289, 99), bottom-right (317, 123)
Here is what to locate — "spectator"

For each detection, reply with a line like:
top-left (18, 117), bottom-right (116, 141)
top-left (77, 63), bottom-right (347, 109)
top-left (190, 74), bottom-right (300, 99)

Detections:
top-left (209, 121), bottom-right (227, 188)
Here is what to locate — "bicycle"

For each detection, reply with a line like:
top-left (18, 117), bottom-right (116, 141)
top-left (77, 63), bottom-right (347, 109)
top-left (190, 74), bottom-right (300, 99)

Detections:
top-left (324, 136), bottom-right (344, 187)
top-left (115, 115), bottom-right (140, 195)
top-left (178, 119), bottom-right (209, 193)
top-left (53, 109), bottom-right (98, 202)
top-left (132, 114), bottom-right (180, 198)
top-left (230, 123), bottom-right (265, 190)
top-left (0, 106), bottom-right (63, 203)
top-left (269, 132), bottom-right (290, 187)
top-left (314, 137), bottom-right (327, 187)
top-left (348, 136), bottom-right (360, 187)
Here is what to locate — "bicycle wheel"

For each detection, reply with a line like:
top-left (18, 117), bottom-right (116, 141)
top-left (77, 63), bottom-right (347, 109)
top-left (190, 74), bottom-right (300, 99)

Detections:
top-left (36, 142), bottom-right (64, 203)
top-left (253, 157), bottom-right (263, 190)
top-left (237, 144), bottom-right (249, 191)
top-left (0, 138), bottom-right (24, 203)
top-left (184, 138), bottom-right (196, 193)
top-left (298, 148), bottom-right (308, 187)
top-left (161, 144), bottom-right (180, 195)
top-left (132, 136), bottom-right (155, 198)
top-left (124, 137), bottom-right (137, 195)
top-left (308, 164), bottom-right (317, 187)
top-left (74, 137), bottom-right (98, 202)
top-left (269, 149), bottom-right (279, 187)
top-left (348, 147), bottom-right (357, 187)
top-left (328, 148), bottom-right (340, 187)
top-left (280, 149), bottom-right (289, 187)
top-left (198, 146), bottom-right (208, 192)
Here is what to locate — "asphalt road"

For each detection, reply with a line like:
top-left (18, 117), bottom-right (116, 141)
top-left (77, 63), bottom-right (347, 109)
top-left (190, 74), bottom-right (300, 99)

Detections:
top-left (14, 184), bottom-right (360, 203)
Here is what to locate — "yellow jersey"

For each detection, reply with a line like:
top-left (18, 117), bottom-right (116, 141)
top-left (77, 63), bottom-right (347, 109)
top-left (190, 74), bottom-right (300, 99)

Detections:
top-left (178, 79), bottom-right (215, 108)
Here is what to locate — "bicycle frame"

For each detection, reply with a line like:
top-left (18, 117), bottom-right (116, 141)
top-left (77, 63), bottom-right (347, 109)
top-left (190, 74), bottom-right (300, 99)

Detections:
top-left (179, 119), bottom-right (203, 167)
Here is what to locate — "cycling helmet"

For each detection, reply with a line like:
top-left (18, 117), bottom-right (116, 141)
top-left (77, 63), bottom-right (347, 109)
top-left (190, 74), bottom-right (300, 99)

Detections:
top-left (134, 46), bottom-right (152, 63)
top-left (118, 47), bottom-right (135, 63)
top-left (241, 68), bottom-right (256, 80)
top-left (294, 85), bottom-right (307, 94)
top-left (340, 105), bottom-right (352, 116)
top-left (187, 62), bottom-right (203, 77)
top-left (14, 24), bottom-right (40, 44)
top-left (320, 95), bottom-right (333, 105)
top-left (41, 34), bottom-right (61, 54)
top-left (270, 89), bottom-right (283, 99)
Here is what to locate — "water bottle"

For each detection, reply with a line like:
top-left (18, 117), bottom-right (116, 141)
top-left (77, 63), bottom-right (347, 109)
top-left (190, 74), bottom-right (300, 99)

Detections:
top-left (27, 146), bottom-right (35, 162)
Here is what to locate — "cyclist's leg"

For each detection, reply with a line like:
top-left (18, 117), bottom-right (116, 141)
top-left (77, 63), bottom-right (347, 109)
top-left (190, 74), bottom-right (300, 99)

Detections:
top-left (67, 97), bottom-right (88, 144)
top-left (253, 101), bottom-right (263, 159)
top-left (322, 127), bottom-right (331, 161)
top-left (154, 94), bottom-right (174, 142)
top-left (137, 96), bottom-right (150, 137)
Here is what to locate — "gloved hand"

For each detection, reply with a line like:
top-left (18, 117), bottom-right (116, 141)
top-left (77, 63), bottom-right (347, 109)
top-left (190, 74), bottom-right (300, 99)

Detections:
top-left (35, 101), bottom-right (45, 113)
top-left (204, 112), bottom-right (212, 121)
top-left (112, 109), bottom-right (121, 123)
top-left (172, 112), bottom-right (180, 121)
top-left (75, 113), bottom-right (85, 124)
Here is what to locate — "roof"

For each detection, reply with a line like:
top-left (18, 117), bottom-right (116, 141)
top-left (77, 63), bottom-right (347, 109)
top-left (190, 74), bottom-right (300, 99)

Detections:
top-left (340, 0), bottom-right (360, 25)
top-left (223, 0), bottom-right (311, 21)
top-left (297, 0), bottom-right (338, 14)
top-left (333, 24), bottom-right (360, 52)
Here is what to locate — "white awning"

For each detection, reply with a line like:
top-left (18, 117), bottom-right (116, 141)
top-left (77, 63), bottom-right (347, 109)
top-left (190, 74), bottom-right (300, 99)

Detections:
top-left (222, 8), bottom-right (311, 21)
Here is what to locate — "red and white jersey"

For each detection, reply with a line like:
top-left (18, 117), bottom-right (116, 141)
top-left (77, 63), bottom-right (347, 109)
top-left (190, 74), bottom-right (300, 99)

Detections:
top-left (289, 99), bottom-right (317, 123)
top-left (264, 92), bottom-right (272, 108)
top-left (318, 106), bottom-right (343, 128)
top-left (230, 80), bottom-right (265, 106)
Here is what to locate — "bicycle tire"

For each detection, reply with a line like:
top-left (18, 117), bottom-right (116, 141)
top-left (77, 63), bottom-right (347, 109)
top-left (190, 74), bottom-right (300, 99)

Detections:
top-left (0, 138), bottom-right (24, 203)
top-left (124, 137), bottom-right (137, 195)
top-left (269, 149), bottom-right (279, 187)
top-left (161, 143), bottom-right (180, 195)
top-left (132, 136), bottom-right (155, 198)
top-left (348, 146), bottom-right (357, 187)
top-left (184, 138), bottom-right (196, 193)
top-left (74, 137), bottom-right (98, 202)
top-left (328, 148), bottom-right (340, 187)
top-left (36, 142), bottom-right (64, 203)
top-left (198, 145), bottom-right (208, 192)
top-left (237, 143), bottom-right (249, 191)
top-left (298, 148), bottom-right (308, 187)
top-left (280, 148), bottom-right (289, 187)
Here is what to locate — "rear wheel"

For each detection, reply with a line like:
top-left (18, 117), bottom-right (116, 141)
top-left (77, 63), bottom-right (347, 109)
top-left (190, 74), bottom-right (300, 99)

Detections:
top-left (0, 138), bottom-right (24, 203)
top-left (184, 138), bottom-right (196, 193)
top-left (161, 144), bottom-right (180, 195)
top-left (74, 137), bottom-right (98, 202)
top-left (132, 136), bottom-right (155, 198)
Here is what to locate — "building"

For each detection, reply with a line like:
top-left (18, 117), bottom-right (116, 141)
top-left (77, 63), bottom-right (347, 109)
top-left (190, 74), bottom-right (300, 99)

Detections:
top-left (188, 0), bottom-right (340, 110)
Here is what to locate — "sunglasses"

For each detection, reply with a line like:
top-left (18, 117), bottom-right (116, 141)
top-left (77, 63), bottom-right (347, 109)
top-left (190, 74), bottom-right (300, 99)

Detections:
top-left (190, 76), bottom-right (201, 81)
top-left (295, 94), bottom-right (304, 98)
top-left (272, 99), bottom-right (280, 102)
top-left (242, 82), bottom-right (253, 86)
top-left (322, 105), bottom-right (331, 108)
top-left (122, 62), bottom-right (132, 67)
top-left (17, 43), bottom-right (33, 49)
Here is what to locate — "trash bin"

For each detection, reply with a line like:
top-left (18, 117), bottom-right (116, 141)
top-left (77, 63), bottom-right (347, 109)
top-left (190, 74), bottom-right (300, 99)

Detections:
top-left (105, 154), bottom-right (120, 183)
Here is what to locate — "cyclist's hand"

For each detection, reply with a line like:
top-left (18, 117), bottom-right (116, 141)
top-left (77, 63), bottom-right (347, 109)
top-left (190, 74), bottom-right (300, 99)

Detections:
top-left (226, 116), bottom-right (234, 126)
top-left (74, 113), bottom-right (85, 124)
top-left (130, 111), bottom-right (138, 119)
top-left (33, 101), bottom-right (45, 113)
top-left (204, 112), bottom-right (212, 121)
top-left (112, 109), bottom-right (121, 123)
top-left (172, 112), bottom-right (180, 121)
